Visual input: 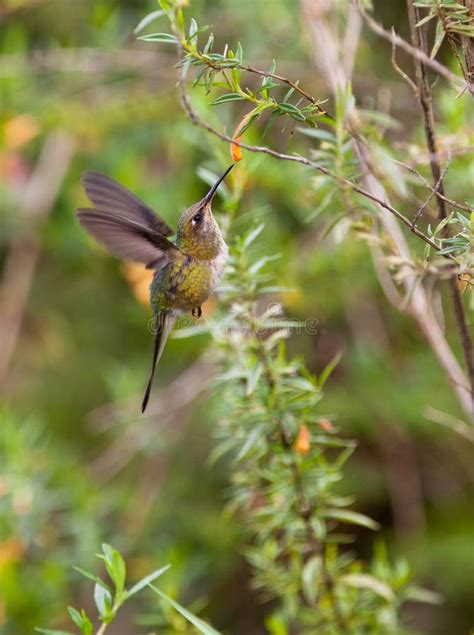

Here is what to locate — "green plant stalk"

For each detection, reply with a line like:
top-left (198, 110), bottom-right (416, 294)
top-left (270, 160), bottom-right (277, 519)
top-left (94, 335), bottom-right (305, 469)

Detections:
top-left (252, 327), bottom-right (350, 632)
top-left (202, 229), bottom-right (435, 633)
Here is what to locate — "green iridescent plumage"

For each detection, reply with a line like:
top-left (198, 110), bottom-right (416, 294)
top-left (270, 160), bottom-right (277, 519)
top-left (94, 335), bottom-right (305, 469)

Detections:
top-left (77, 165), bottom-right (233, 412)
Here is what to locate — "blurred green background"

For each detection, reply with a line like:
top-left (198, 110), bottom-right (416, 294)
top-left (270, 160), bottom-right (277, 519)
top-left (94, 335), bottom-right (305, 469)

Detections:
top-left (0, 0), bottom-right (473, 633)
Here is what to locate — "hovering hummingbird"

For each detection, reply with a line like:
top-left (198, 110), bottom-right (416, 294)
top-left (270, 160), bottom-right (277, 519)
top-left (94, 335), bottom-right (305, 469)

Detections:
top-left (77, 164), bottom-right (233, 413)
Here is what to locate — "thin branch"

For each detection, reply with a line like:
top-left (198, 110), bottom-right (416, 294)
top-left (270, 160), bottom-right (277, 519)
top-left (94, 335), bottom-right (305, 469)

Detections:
top-left (391, 27), bottom-right (418, 93)
top-left (386, 155), bottom-right (473, 215)
top-left (185, 46), bottom-right (328, 113)
top-left (239, 63), bottom-right (327, 112)
top-left (177, 53), bottom-right (463, 264)
top-left (407, 0), bottom-right (474, 420)
top-left (437, 2), bottom-right (471, 90)
top-left (371, 244), bottom-right (404, 309)
top-left (425, 406), bottom-right (474, 442)
top-left (355, 0), bottom-right (466, 91)
top-left (300, 0), bottom-right (471, 419)
top-left (397, 144), bottom-right (474, 166)
top-left (182, 31), bottom-right (472, 223)
top-left (411, 150), bottom-right (452, 227)
top-left (460, 0), bottom-right (474, 96)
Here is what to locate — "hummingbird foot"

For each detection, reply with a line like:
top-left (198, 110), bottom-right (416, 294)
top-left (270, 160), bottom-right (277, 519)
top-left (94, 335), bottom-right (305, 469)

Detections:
top-left (192, 306), bottom-right (202, 318)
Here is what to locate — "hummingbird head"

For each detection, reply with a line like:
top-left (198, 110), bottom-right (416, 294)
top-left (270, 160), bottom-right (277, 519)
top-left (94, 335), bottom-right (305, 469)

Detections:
top-left (177, 164), bottom-right (233, 258)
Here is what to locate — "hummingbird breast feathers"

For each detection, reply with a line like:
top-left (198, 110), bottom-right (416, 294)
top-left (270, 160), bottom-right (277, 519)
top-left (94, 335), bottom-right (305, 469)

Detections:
top-left (151, 245), bottom-right (228, 314)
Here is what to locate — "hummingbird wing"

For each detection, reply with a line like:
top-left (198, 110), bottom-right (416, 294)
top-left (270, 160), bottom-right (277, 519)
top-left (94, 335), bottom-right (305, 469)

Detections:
top-left (76, 208), bottom-right (179, 269)
top-left (81, 171), bottom-right (174, 237)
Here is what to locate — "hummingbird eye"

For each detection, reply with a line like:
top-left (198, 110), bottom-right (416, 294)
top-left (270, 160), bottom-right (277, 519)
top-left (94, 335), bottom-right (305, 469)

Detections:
top-left (192, 212), bottom-right (203, 225)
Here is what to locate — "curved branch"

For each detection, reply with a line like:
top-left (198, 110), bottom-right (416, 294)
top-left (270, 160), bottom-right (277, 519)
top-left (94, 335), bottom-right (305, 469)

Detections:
top-left (177, 57), bottom-right (462, 263)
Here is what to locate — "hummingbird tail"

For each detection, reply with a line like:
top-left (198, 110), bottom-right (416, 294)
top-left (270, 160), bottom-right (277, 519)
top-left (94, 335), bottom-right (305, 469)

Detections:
top-left (141, 312), bottom-right (175, 413)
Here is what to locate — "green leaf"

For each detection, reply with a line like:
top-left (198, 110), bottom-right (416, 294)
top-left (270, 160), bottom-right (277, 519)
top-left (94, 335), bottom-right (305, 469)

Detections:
top-left (341, 573), bottom-right (395, 601)
top-left (243, 224), bottom-right (265, 248)
top-left (306, 189), bottom-right (335, 222)
top-left (255, 83), bottom-right (280, 94)
top-left (283, 83), bottom-right (297, 103)
top-left (189, 18), bottom-right (198, 39)
top-left (302, 555), bottom-right (322, 604)
top-left (415, 11), bottom-right (437, 26)
top-left (137, 32), bottom-right (177, 44)
top-left (322, 509), bottom-right (380, 531)
top-left (149, 585), bottom-right (222, 634)
top-left (260, 59), bottom-right (276, 99)
top-left (235, 41), bottom-right (243, 63)
top-left (246, 363), bottom-right (263, 396)
top-left (133, 10), bottom-right (165, 35)
top-left (431, 20), bottom-right (446, 58)
top-left (297, 127), bottom-right (334, 142)
top-left (262, 109), bottom-right (282, 138)
top-left (404, 585), bottom-right (443, 605)
top-left (318, 351), bottom-right (342, 387)
top-left (277, 102), bottom-right (305, 121)
top-left (35, 630), bottom-right (75, 635)
top-left (94, 583), bottom-right (113, 619)
top-left (67, 608), bottom-right (93, 635)
top-left (236, 424), bottom-right (265, 461)
top-left (248, 254), bottom-right (280, 276)
top-left (203, 33), bottom-right (214, 54)
top-left (209, 92), bottom-right (246, 105)
top-left (258, 285), bottom-right (294, 294)
top-left (126, 564), bottom-right (171, 598)
top-left (80, 611), bottom-right (93, 635)
top-left (73, 567), bottom-right (112, 593)
top-left (99, 544), bottom-right (126, 594)
top-left (67, 607), bottom-right (83, 630)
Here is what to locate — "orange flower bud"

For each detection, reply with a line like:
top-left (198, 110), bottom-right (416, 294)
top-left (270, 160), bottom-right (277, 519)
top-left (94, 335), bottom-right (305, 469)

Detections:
top-left (295, 425), bottom-right (311, 454)
top-left (230, 110), bottom-right (254, 163)
top-left (230, 135), bottom-right (243, 163)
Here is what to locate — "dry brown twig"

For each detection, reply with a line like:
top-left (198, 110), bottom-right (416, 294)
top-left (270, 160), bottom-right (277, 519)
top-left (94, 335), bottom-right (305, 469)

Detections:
top-left (385, 153), bottom-right (473, 215)
top-left (460, 0), bottom-right (474, 96)
top-left (411, 150), bottom-right (453, 227)
top-left (354, 0), bottom-right (467, 92)
top-left (299, 0), bottom-right (471, 420)
top-left (406, 0), bottom-right (473, 419)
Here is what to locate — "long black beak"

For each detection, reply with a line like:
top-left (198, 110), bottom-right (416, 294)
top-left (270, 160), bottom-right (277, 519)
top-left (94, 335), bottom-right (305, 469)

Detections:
top-left (203, 164), bottom-right (234, 205)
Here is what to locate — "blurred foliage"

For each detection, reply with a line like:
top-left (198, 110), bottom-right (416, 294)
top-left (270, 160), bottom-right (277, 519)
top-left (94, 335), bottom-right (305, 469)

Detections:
top-left (37, 544), bottom-right (217, 635)
top-left (180, 226), bottom-right (441, 633)
top-left (0, 0), bottom-right (473, 634)
top-left (0, 409), bottom-right (105, 632)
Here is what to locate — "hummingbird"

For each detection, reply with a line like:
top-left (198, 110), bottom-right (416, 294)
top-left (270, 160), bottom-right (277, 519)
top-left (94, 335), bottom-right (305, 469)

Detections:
top-left (77, 164), bottom-right (233, 413)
